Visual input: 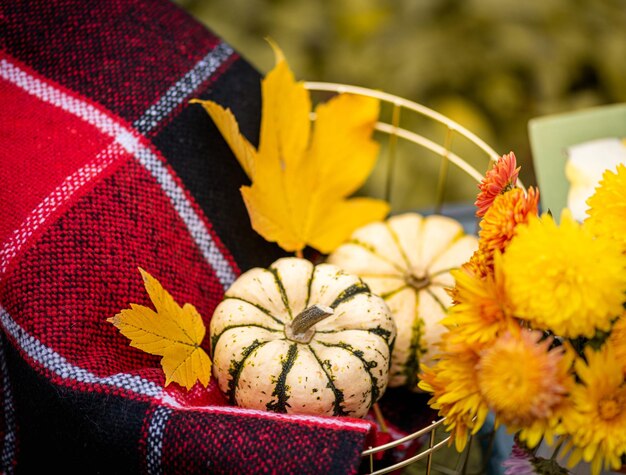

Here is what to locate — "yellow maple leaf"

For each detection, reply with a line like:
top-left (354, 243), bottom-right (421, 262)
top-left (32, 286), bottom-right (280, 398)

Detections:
top-left (108, 268), bottom-right (211, 390)
top-left (191, 43), bottom-right (389, 254)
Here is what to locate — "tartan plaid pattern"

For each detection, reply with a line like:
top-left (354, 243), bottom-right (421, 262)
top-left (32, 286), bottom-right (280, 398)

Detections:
top-left (0, 1), bottom-right (378, 473)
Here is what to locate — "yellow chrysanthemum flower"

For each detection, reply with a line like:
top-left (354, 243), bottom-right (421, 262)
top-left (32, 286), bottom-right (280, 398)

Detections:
top-left (477, 330), bottom-right (573, 447)
top-left (561, 344), bottom-right (626, 475)
top-left (443, 253), bottom-right (516, 345)
top-left (586, 164), bottom-right (626, 251)
top-left (418, 334), bottom-right (489, 452)
top-left (502, 210), bottom-right (626, 338)
top-left (517, 417), bottom-right (564, 450)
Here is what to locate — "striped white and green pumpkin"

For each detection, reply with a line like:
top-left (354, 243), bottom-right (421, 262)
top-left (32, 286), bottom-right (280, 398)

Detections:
top-left (327, 213), bottom-right (477, 388)
top-left (210, 257), bottom-right (396, 418)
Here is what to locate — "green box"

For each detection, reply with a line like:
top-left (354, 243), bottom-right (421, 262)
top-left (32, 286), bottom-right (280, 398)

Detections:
top-left (528, 103), bottom-right (626, 220)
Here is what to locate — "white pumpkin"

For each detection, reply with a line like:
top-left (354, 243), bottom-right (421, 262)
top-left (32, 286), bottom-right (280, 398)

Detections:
top-left (327, 213), bottom-right (477, 388)
top-left (210, 257), bottom-right (396, 418)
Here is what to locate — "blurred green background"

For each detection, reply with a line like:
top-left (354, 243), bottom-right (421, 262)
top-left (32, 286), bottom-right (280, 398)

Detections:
top-left (178, 0), bottom-right (626, 210)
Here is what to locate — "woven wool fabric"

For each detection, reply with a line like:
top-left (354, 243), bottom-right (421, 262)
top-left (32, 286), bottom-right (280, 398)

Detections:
top-left (0, 0), bottom-right (378, 473)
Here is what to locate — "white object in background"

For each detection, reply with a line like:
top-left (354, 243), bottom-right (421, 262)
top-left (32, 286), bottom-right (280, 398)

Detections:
top-left (565, 138), bottom-right (626, 221)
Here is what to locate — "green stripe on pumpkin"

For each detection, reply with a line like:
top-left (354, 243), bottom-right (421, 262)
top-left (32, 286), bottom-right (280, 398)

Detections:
top-left (211, 324), bottom-right (281, 355)
top-left (227, 339), bottom-right (270, 405)
top-left (403, 303), bottom-right (424, 389)
top-left (221, 296), bottom-right (285, 325)
top-left (308, 346), bottom-right (348, 416)
top-left (266, 343), bottom-right (298, 413)
top-left (367, 325), bottom-right (394, 345)
top-left (268, 267), bottom-right (293, 320)
top-left (347, 239), bottom-right (406, 274)
top-left (380, 284), bottom-right (409, 300)
top-left (426, 288), bottom-right (449, 313)
top-left (384, 221), bottom-right (413, 270)
top-left (330, 281), bottom-right (370, 309)
top-left (317, 325), bottom-right (395, 347)
top-left (316, 341), bottom-right (381, 404)
top-left (304, 264), bottom-right (315, 309)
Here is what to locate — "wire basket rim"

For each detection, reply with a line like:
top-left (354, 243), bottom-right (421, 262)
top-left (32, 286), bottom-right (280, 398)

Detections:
top-left (303, 81), bottom-right (501, 162)
top-left (302, 81), bottom-right (503, 472)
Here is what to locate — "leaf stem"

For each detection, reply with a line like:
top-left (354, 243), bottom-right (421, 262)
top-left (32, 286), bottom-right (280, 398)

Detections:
top-left (531, 436), bottom-right (543, 456)
top-left (551, 438), bottom-right (565, 461)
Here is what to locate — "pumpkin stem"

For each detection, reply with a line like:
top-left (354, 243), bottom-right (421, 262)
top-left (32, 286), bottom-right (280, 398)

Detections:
top-left (405, 273), bottom-right (430, 291)
top-left (285, 304), bottom-right (334, 344)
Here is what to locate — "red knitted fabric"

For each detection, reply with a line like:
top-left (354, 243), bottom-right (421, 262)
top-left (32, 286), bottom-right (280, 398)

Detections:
top-left (0, 1), bottom-right (378, 473)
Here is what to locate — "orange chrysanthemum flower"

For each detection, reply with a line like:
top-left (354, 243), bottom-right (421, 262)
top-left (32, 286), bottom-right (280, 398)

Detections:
top-left (479, 187), bottom-right (540, 255)
top-left (477, 331), bottom-right (573, 447)
top-left (418, 334), bottom-right (489, 452)
top-left (462, 248), bottom-right (492, 281)
top-left (475, 152), bottom-right (520, 217)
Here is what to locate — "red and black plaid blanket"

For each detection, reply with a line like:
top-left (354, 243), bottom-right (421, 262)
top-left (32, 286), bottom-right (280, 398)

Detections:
top-left (0, 1), bottom-right (392, 472)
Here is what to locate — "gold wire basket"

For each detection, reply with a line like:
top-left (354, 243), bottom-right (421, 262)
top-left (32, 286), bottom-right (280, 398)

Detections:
top-left (304, 82), bottom-right (503, 475)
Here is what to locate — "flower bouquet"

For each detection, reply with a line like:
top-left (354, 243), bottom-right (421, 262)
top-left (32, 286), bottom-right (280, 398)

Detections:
top-left (419, 153), bottom-right (626, 474)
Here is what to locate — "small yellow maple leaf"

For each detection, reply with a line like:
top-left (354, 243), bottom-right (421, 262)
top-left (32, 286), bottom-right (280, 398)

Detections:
top-left (191, 42), bottom-right (389, 254)
top-left (108, 268), bottom-right (211, 390)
